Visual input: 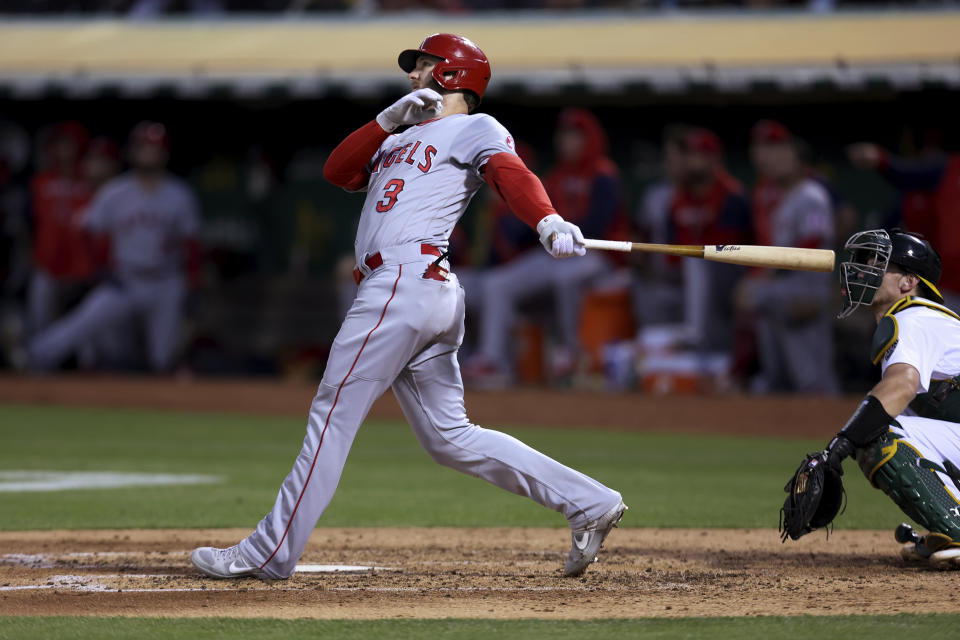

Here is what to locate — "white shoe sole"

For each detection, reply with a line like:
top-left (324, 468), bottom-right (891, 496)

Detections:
top-left (929, 548), bottom-right (960, 569)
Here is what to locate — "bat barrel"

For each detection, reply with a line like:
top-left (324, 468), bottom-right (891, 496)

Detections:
top-left (582, 238), bottom-right (836, 273)
top-left (703, 245), bottom-right (835, 272)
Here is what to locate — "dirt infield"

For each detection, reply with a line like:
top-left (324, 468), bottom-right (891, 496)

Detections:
top-left (0, 374), bottom-right (854, 438)
top-left (5, 376), bottom-right (934, 620)
top-left (2, 527), bottom-right (958, 619)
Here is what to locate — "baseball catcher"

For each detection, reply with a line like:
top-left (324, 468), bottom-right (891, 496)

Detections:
top-left (781, 229), bottom-right (960, 568)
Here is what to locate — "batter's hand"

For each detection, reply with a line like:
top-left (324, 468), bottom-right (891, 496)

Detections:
top-left (537, 214), bottom-right (586, 258)
top-left (376, 88), bottom-right (444, 133)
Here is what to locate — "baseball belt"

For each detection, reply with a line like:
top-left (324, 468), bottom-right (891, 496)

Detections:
top-left (353, 243), bottom-right (443, 285)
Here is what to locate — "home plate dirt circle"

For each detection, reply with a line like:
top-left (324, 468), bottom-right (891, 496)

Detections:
top-left (2, 527), bottom-right (960, 620)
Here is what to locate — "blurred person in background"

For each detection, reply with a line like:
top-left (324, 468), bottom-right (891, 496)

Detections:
top-left (128, 0), bottom-right (224, 17)
top-left (455, 140), bottom-right (540, 328)
top-left (0, 119), bottom-right (31, 369)
top-left (81, 137), bottom-right (122, 193)
top-left (25, 122), bottom-right (108, 340)
top-left (848, 138), bottom-right (960, 310)
top-left (463, 108), bottom-right (625, 386)
top-left (632, 124), bottom-right (688, 327)
top-left (28, 121), bottom-right (201, 373)
top-left (736, 120), bottom-right (837, 393)
top-left (666, 127), bottom-right (751, 352)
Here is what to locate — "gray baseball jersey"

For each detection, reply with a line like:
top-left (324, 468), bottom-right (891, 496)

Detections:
top-left (750, 177), bottom-right (838, 393)
top-left (769, 178), bottom-right (833, 249)
top-left (354, 113), bottom-right (515, 261)
top-left (237, 111), bottom-right (621, 579)
top-left (84, 172), bottom-right (200, 276)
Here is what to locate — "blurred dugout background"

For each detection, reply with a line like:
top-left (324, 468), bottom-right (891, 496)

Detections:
top-left (0, 5), bottom-right (958, 394)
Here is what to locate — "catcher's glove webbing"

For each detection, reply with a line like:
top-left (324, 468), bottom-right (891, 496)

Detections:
top-left (780, 451), bottom-right (846, 542)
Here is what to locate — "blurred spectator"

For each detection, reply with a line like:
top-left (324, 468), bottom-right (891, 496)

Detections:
top-left (82, 138), bottom-right (122, 191)
top-left (736, 120), bottom-right (837, 393)
top-left (464, 108), bottom-right (625, 386)
top-left (25, 122), bottom-right (109, 339)
top-left (28, 121), bottom-right (201, 373)
top-left (666, 127), bottom-right (751, 351)
top-left (633, 124), bottom-right (688, 327)
top-left (455, 140), bottom-right (540, 313)
top-left (0, 120), bottom-right (31, 294)
top-left (0, 0), bottom-right (864, 12)
top-left (0, 120), bottom-right (31, 368)
top-left (847, 140), bottom-right (960, 310)
top-left (128, 0), bottom-right (223, 16)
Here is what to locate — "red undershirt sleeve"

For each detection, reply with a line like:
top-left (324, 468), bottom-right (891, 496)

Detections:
top-left (323, 120), bottom-right (391, 192)
top-left (482, 152), bottom-right (557, 229)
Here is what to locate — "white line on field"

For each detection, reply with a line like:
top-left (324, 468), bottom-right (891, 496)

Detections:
top-left (0, 471), bottom-right (222, 492)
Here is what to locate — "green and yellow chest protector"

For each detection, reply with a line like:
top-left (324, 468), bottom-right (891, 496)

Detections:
top-left (871, 297), bottom-right (960, 424)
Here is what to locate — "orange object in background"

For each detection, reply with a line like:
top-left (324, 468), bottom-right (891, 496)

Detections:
top-left (640, 370), bottom-right (703, 395)
top-left (513, 320), bottom-right (545, 384)
top-left (577, 288), bottom-right (635, 371)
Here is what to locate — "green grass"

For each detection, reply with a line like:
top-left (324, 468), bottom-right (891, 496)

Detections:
top-left (0, 403), bottom-right (898, 531)
top-left (2, 615), bottom-right (958, 640)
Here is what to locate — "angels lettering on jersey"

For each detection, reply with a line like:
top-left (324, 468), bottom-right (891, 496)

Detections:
top-left (353, 114), bottom-right (515, 261)
top-left (369, 139), bottom-right (438, 213)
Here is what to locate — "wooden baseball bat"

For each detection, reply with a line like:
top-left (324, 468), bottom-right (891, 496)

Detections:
top-left (582, 239), bottom-right (835, 272)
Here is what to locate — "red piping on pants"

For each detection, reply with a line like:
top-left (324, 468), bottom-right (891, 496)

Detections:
top-left (260, 264), bottom-right (404, 570)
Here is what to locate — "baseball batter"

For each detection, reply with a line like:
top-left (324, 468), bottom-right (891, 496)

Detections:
top-left (191, 34), bottom-right (625, 581)
top-left (782, 229), bottom-right (960, 568)
top-left (28, 122), bottom-right (199, 372)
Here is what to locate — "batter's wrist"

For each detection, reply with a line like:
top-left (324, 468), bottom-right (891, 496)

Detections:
top-left (536, 213), bottom-right (563, 234)
top-left (375, 112), bottom-right (398, 133)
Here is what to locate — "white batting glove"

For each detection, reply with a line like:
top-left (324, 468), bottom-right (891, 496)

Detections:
top-left (537, 214), bottom-right (586, 258)
top-left (376, 88), bottom-right (444, 133)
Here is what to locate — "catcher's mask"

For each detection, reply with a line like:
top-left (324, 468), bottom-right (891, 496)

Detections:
top-left (838, 229), bottom-right (892, 319)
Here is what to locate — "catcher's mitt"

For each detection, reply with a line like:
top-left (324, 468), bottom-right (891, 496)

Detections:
top-left (780, 451), bottom-right (846, 542)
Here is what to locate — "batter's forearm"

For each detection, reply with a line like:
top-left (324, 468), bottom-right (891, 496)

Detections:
top-left (483, 152), bottom-right (557, 229)
top-left (323, 120), bottom-right (391, 191)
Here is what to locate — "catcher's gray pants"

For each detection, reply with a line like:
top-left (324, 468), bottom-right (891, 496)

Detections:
top-left (240, 249), bottom-right (621, 579)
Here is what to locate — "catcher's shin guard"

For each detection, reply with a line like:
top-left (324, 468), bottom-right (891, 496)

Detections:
top-left (856, 431), bottom-right (960, 543)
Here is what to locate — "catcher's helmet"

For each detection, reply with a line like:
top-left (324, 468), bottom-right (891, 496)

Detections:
top-left (889, 230), bottom-right (943, 302)
top-left (398, 33), bottom-right (491, 101)
top-left (129, 121), bottom-right (170, 151)
top-left (839, 228), bottom-right (944, 318)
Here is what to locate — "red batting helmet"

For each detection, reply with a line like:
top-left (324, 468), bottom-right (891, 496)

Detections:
top-left (398, 33), bottom-right (491, 101)
top-left (129, 121), bottom-right (170, 151)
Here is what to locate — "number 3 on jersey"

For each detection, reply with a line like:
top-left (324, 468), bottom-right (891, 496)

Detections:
top-left (376, 179), bottom-right (404, 213)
